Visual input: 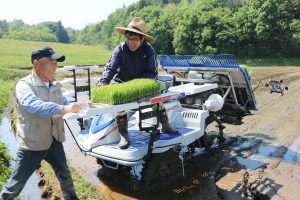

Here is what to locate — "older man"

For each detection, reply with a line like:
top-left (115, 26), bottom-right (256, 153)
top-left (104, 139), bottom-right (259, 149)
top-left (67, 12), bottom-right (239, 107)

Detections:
top-left (0, 46), bottom-right (80, 200)
top-left (97, 17), bottom-right (178, 149)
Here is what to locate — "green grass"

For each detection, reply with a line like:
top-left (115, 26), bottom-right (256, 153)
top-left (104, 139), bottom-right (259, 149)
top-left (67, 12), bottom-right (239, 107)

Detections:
top-left (240, 64), bottom-right (249, 75)
top-left (0, 39), bottom-right (111, 69)
top-left (1, 39), bottom-right (300, 68)
top-left (92, 79), bottom-right (161, 104)
top-left (0, 68), bottom-right (28, 81)
top-left (41, 161), bottom-right (105, 200)
top-left (238, 57), bottom-right (300, 66)
top-left (0, 142), bottom-right (12, 190)
top-left (0, 81), bottom-right (14, 117)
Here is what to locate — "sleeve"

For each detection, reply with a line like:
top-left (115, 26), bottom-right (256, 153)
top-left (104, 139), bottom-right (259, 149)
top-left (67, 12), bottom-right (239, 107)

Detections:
top-left (97, 46), bottom-right (122, 85)
top-left (15, 81), bottom-right (64, 118)
top-left (143, 45), bottom-right (158, 79)
top-left (63, 97), bottom-right (70, 105)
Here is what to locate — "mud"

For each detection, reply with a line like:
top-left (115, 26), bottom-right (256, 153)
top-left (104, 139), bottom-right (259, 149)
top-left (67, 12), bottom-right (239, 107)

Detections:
top-left (62, 67), bottom-right (300, 200)
top-left (216, 67), bottom-right (300, 200)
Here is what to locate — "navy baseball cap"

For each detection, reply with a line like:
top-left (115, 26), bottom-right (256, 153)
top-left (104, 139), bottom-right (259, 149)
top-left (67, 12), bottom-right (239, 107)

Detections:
top-left (31, 46), bottom-right (65, 62)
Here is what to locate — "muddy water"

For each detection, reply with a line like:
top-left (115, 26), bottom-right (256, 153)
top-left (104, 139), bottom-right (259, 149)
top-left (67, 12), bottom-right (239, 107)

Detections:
top-left (64, 125), bottom-right (235, 200)
top-left (99, 149), bottom-right (229, 200)
top-left (0, 113), bottom-right (41, 200)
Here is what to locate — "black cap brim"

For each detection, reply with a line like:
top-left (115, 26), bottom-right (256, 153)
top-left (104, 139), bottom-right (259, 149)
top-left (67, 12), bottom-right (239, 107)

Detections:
top-left (50, 54), bottom-right (65, 62)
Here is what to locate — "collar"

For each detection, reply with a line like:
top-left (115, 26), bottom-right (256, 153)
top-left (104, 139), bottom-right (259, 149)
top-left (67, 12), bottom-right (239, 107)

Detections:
top-left (31, 71), bottom-right (55, 87)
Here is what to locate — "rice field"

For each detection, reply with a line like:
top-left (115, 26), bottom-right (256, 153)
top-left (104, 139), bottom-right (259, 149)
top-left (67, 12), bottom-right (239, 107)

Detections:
top-left (0, 39), bottom-right (111, 69)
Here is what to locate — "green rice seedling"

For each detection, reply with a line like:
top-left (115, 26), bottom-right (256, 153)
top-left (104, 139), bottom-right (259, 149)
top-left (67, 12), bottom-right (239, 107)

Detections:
top-left (240, 64), bottom-right (250, 76)
top-left (240, 64), bottom-right (257, 101)
top-left (91, 79), bottom-right (161, 104)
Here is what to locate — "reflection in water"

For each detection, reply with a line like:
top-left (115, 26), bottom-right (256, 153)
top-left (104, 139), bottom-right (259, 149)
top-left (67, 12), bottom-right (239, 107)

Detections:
top-left (284, 136), bottom-right (300, 164)
top-left (0, 114), bottom-right (41, 200)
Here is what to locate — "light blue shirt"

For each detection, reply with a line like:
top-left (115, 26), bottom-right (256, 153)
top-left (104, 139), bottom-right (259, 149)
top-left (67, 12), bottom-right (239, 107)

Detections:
top-left (15, 81), bottom-right (69, 118)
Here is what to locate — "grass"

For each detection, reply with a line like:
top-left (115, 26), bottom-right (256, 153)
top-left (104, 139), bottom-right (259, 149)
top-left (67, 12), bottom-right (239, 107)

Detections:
top-left (41, 161), bottom-right (105, 200)
top-left (0, 142), bottom-right (12, 190)
top-left (0, 68), bottom-right (28, 81)
top-left (1, 39), bottom-right (300, 68)
top-left (0, 39), bottom-right (111, 69)
top-left (0, 81), bottom-right (14, 117)
top-left (92, 79), bottom-right (161, 104)
top-left (238, 57), bottom-right (300, 66)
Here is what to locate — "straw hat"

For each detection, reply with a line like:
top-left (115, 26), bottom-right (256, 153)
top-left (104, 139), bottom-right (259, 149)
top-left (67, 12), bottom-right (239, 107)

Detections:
top-left (115, 17), bottom-right (155, 43)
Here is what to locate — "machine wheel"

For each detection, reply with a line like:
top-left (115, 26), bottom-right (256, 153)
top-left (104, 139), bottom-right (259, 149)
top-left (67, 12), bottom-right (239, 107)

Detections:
top-left (141, 149), bottom-right (183, 190)
top-left (203, 116), bottom-right (226, 150)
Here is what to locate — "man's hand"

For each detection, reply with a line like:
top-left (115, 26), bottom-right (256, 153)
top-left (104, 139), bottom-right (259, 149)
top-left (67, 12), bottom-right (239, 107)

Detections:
top-left (63, 103), bottom-right (80, 114)
top-left (96, 80), bottom-right (104, 87)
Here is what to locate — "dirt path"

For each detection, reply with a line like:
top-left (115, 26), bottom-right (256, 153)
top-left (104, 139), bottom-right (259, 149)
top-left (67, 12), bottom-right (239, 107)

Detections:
top-left (63, 67), bottom-right (300, 200)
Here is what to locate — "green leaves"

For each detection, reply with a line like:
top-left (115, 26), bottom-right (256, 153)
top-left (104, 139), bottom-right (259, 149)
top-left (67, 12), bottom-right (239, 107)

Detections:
top-left (91, 79), bottom-right (161, 104)
top-left (97, 0), bottom-right (300, 57)
top-left (0, 81), bottom-right (12, 115)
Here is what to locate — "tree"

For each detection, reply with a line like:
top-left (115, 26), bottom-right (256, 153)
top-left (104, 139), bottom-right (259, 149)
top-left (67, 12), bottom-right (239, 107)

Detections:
top-left (76, 23), bottom-right (102, 45)
top-left (8, 19), bottom-right (26, 32)
top-left (55, 21), bottom-right (70, 43)
top-left (66, 27), bottom-right (79, 43)
top-left (0, 20), bottom-right (8, 38)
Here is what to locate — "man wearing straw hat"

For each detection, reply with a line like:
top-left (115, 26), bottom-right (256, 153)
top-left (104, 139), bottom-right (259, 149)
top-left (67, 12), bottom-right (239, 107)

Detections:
top-left (97, 17), bottom-right (178, 149)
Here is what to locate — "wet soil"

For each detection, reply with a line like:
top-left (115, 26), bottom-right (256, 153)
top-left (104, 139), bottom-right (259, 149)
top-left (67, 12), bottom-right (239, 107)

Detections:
top-left (63, 67), bottom-right (300, 200)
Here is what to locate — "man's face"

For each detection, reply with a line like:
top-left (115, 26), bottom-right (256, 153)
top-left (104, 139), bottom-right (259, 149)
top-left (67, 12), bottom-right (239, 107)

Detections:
top-left (126, 34), bottom-right (144, 52)
top-left (33, 57), bottom-right (57, 82)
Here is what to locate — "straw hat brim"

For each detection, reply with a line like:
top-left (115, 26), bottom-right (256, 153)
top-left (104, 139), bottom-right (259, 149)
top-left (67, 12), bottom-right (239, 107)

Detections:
top-left (115, 27), bottom-right (155, 43)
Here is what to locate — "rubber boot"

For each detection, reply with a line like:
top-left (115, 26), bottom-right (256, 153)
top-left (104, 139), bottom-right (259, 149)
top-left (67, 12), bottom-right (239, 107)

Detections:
top-left (159, 108), bottom-right (179, 134)
top-left (116, 114), bottom-right (129, 149)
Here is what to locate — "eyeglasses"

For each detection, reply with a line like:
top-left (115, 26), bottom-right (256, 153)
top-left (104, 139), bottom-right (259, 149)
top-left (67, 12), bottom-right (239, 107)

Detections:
top-left (126, 36), bottom-right (141, 43)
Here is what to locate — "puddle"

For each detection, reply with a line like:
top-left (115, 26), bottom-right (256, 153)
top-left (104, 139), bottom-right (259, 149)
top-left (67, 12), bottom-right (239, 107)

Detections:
top-left (234, 141), bottom-right (278, 170)
top-left (236, 157), bottom-right (266, 170)
top-left (93, 147), bottom-right (230, 200)
top-left (233, 140), bottom-right (254, 151)
top-left (0, 113), bottom-right (41, 200)
top-left (284, 136), bottom-right (300, 164)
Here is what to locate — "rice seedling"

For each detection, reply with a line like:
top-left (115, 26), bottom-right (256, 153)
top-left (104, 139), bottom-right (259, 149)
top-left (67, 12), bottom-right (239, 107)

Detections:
top-left (91, 79), bottom-right (161, 104)
top-left (240, 64), bottom-right (250, 76)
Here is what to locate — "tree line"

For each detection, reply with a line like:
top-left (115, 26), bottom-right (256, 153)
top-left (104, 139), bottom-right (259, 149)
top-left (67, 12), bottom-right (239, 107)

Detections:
top-left (1, 0), bottom-right (300, 57)
top-left (0, 20), bottom-right (71, 43)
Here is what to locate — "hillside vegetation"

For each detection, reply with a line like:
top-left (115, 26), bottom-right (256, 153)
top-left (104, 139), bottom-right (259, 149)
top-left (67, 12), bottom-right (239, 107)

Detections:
top-left (1, 0), bottom-right (299, 58)
top-left (97, 0), bottom-right (300, 57)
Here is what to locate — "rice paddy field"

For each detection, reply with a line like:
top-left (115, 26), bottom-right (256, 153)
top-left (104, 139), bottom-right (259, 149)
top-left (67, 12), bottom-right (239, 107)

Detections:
top-left (0, 39), bottom-right (111, 69)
